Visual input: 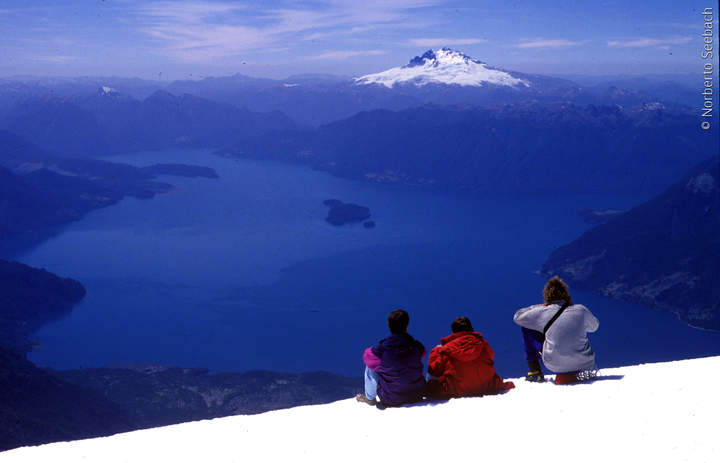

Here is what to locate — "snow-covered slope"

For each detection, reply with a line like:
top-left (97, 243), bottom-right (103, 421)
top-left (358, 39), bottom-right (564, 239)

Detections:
top-left (3, 356), bottom-right (718, 462)
top-left (355, 48), bottom-right (530, 88)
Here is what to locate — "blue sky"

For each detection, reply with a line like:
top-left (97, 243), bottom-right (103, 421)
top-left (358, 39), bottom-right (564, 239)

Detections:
top-left (1, 0), bottom-right (716, 80)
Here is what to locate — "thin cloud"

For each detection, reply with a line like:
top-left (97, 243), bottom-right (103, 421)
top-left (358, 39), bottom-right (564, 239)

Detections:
top-left (516, 39), bottom-right (586, 49)
top-left (34, 55), bottom-right (77, 63)
top-left (348, 26), bottom-right (376, 34)
top-left (607, 36), bottom-right (692, 48)
top-left (408, 38), bottom-right (487, 47)
top-left (311, 50), bottom-right (387, 60)
top-left (134, 0), bottom-right (449, 62)
top-left (135, 2), bottom-right (266, 62)
top-left (136, 2), bottom-right (247, 23)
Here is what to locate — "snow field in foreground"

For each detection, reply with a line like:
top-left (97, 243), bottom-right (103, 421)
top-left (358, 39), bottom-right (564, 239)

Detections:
top-left (3, 356), bottom-right (719, 463)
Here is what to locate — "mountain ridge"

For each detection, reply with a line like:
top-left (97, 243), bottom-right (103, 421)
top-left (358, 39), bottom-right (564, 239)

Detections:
top-left (543, 156), bottom-right (720, 330)
top-left (224, 102), bottom-right (712, 195)
top-left (1, 52), bottom-right (697, 127)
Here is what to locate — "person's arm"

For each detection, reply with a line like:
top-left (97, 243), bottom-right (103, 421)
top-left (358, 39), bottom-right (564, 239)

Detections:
top-left (363, 346), bottom-right (381, 371)
top-left (418, 341), bottom-right (427, 361)
top-left (483, 338), bottom-right (495, 364)
top-left (513, 304), bottom-right (545, 331)
top-left (427, 346), bottom-right (446, 378)
top-left (584, 307), bottom-right (600, 333)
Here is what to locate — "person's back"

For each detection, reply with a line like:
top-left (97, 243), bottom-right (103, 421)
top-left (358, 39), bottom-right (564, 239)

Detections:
top-left (358, 309), bottom-right (426, 407)
top-left (513, 276), bottom-right (599, 383)
top-left (371, 332), bottom-right (426, 406)
top-left (427, 317), bottom-right (514, 398)
top-left (514, 302), bottom-right (598, 373)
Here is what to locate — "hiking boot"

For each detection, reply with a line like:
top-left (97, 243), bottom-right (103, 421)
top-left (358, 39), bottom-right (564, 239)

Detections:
top-left (355, 393), bottom-right (378, 406)
top-left (576, 370), bottom-right (598, 382)
top-left (525, 360), bottom-right (544, 382)
top-left (525, 370), bottom-right (545, 382)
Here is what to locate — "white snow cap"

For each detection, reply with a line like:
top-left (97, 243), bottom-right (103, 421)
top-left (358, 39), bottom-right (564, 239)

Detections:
top-left (101, 86), bottom-right (117, 94)
top-left (355, 48), bottom-right (530, 88)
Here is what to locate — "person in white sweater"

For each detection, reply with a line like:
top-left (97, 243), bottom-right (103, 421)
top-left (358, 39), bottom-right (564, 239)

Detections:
top-left (513, 276), bottom-right (599, 384)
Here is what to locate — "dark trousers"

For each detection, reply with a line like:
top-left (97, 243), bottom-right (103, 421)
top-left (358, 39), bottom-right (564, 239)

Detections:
top-left (521, 327), bottom-right (544, 362)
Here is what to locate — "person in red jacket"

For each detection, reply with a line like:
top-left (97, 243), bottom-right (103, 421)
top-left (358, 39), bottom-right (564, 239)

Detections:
top-left (426, 317), bottom-right (514, 399)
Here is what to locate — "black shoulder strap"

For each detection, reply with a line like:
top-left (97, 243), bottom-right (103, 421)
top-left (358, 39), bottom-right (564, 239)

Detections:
top-left (543, 302), bottom-right (570, 335)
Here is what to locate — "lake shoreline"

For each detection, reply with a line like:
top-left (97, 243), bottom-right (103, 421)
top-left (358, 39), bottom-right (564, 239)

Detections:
top-left (13, 149), bottom-right (719, 377)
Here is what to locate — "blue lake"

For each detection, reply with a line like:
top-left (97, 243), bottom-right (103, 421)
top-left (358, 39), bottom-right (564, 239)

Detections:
top-left (19, 149), bottom-right (720, 377)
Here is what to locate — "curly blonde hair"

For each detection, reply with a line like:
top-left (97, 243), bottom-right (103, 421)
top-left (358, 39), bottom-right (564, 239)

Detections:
top-left (543, 276), bottom-right (573, 306)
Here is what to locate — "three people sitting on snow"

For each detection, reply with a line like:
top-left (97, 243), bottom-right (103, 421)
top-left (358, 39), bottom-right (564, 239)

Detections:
top-left (357, 276), bottom-right (599, 408)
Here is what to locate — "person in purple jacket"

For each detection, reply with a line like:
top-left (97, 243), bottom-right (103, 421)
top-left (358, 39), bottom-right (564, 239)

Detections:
top-left (356, 309), bottom-right (426, 408)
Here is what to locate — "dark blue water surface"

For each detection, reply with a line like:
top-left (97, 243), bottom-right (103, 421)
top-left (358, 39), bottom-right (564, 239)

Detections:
top-left (20, 149), bottom-right (720, 377)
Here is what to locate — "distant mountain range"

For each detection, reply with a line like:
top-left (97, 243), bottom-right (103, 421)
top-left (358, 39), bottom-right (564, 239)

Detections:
top-left (166, 49), bottom-right (689, 126)
top-left (1, 49), bottom-right (700, 127)
top-left (543, 157), bottom-right (720, 330)
top-left (224, 103), bottom-right (714, 195)
top-left (2, 89), bottom-right (295, 157)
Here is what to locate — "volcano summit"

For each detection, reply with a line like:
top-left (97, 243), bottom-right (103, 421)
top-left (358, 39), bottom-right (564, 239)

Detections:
top-left (355, 48), bottom-right (531, 88)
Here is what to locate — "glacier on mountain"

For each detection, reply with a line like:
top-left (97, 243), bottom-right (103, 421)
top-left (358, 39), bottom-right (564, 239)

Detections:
top-left (355, 48), bottom-right (530, 88)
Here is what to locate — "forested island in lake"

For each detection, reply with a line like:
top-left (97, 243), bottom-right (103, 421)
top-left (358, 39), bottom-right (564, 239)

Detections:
top-left (323, 199), bottom-right (372, 226)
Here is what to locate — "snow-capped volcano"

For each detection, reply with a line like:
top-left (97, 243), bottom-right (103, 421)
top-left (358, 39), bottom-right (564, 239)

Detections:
top-left (355, 48), bottom-right (530, 88)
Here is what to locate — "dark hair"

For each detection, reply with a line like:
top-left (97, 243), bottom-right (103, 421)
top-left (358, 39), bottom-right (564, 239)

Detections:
top-left (451, 316), bottom-right (473, 333)
top-left (387, 309), bottom-right (409, 334)
top-left (543, 276), bottom-right (573, 306)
